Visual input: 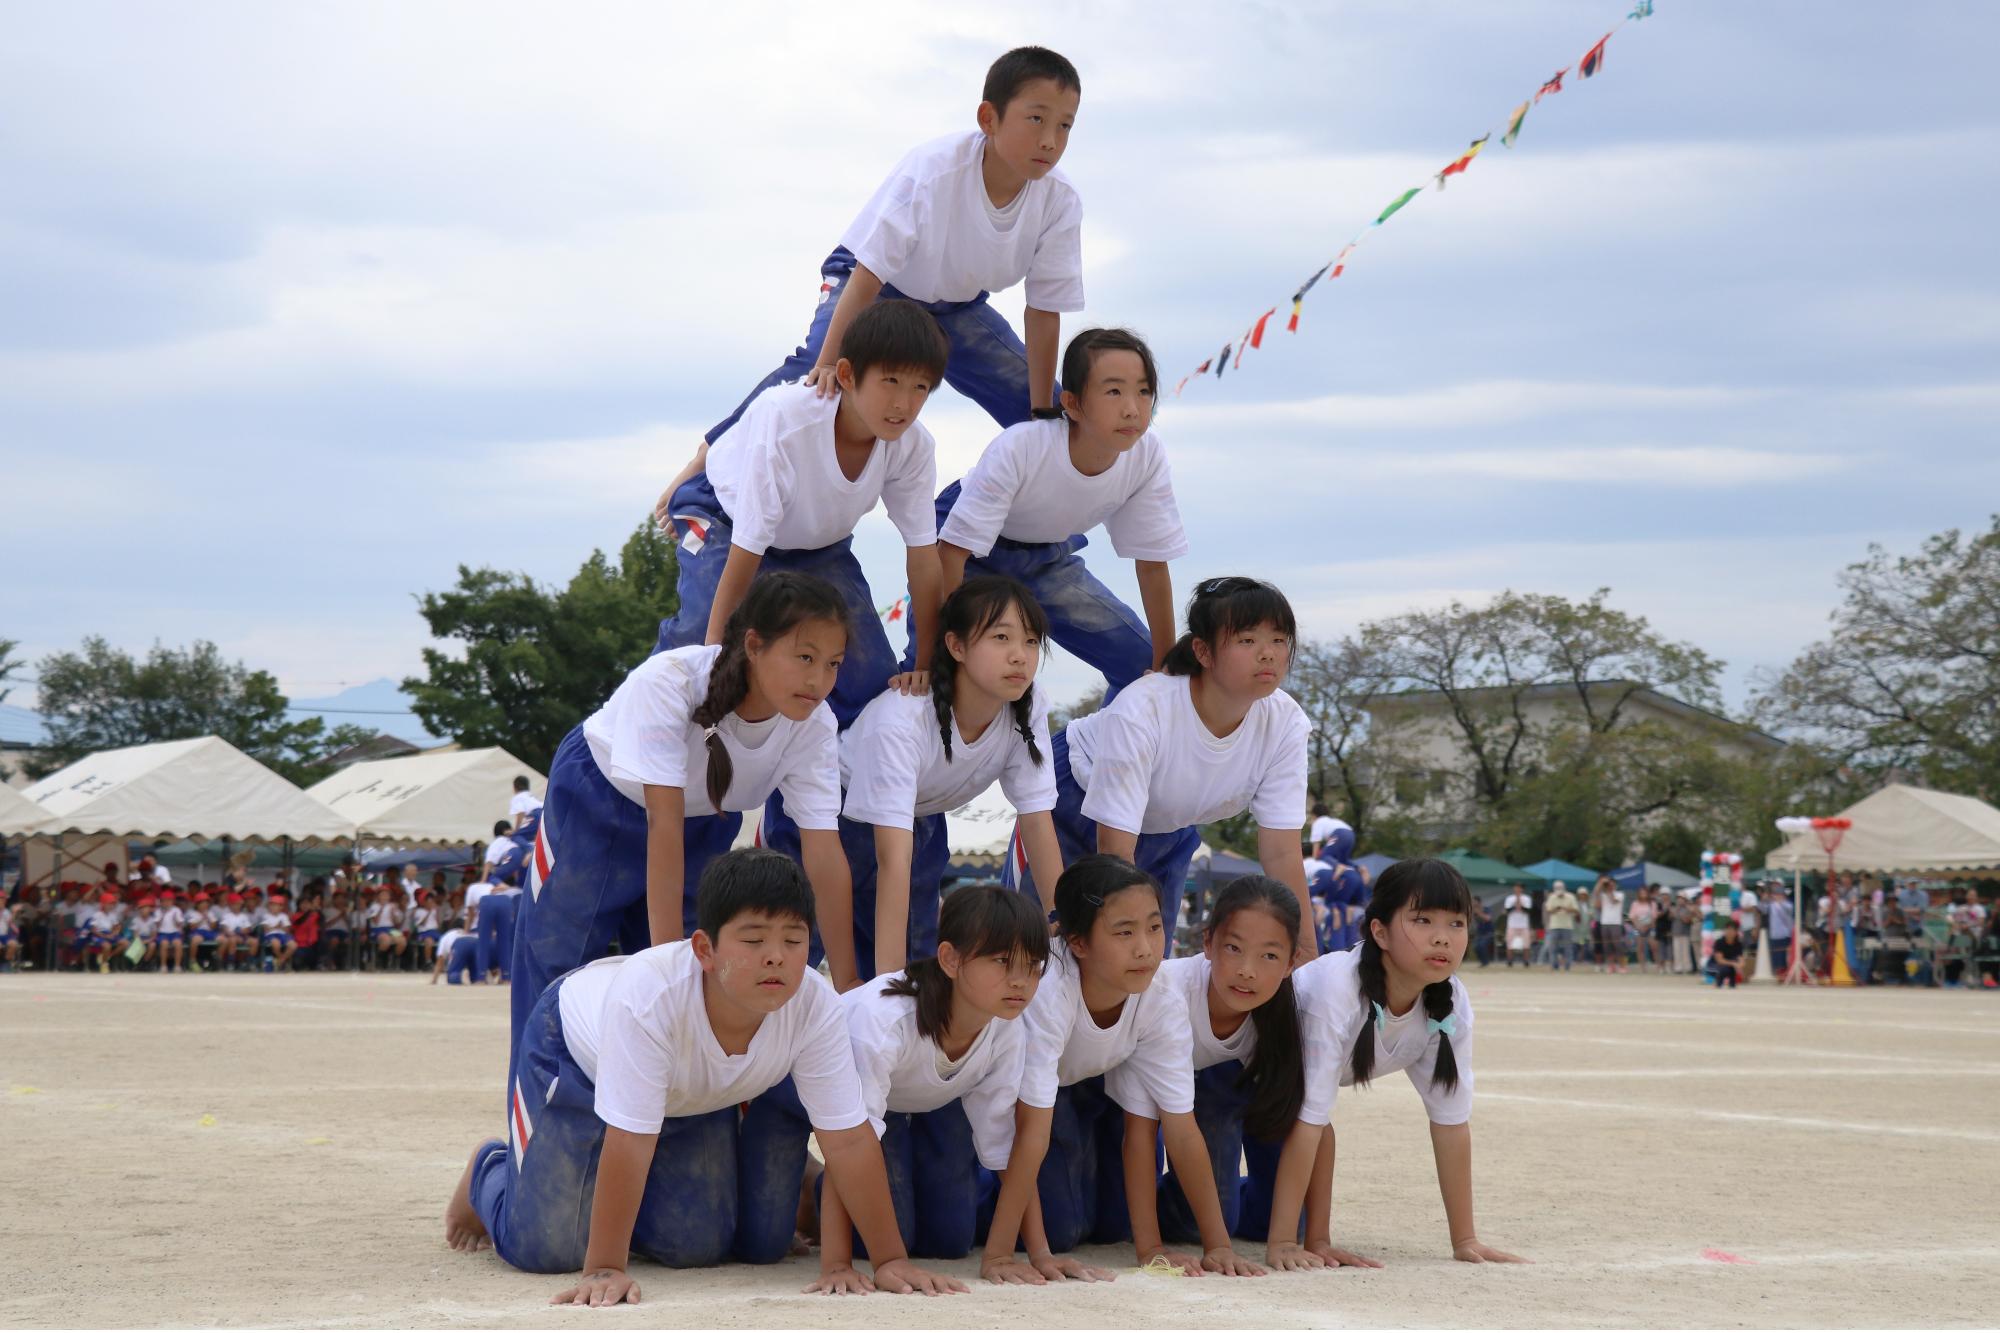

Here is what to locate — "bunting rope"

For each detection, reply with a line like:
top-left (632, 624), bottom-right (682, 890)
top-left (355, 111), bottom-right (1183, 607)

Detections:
top-left (1171, 0), bottom-right (1657, 397)
top-left (878, 595), bottom-right (908, 625)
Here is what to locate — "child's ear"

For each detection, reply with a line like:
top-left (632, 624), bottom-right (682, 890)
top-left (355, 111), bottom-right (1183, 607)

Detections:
top-left (1058, 389), bottom-right (1081, 418)
top-left (835, 358), bottom-right (857, 393)
top-left (1191, 636), bottom-right (1216, 672)
top-left (945, 631), bottom-right (969, 666)
top-left (690, 930), bottom-right (717, 969)
top-left (936, 941), bottom-right (963, 980)
top-left (975, 99), bottom-right (1000, 136)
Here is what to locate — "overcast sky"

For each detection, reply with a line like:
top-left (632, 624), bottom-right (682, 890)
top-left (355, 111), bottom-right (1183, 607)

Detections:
top-left (5, 0), bottom-right (1995, 728)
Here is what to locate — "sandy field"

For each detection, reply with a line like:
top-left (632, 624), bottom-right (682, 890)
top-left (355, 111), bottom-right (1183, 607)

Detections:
top-left (4, 966), bottom-right (1997, 1329)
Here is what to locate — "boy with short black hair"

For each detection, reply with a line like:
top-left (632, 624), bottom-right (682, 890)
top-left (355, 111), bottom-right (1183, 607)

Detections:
top-left (445, 848), bottom-right (963, 1304)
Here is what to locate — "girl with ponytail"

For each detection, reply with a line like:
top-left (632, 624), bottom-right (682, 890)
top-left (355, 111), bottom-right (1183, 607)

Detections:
top-left (744, 887), bottom-right (1050, 1287)
top-left (763, 575), bottom-right (1066, 981)
top-left (1004, 575), bottom-right (1318, 961)
top-left (1257, 859), bottom-right (1527, 1270)
top-left (508, 571), bottom-right (859, 1059)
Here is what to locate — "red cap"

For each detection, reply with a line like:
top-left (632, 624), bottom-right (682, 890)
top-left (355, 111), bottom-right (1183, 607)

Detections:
top-left (269, 891), bottom-right (288, 902)
top-left (99, 891), bottom-right (118, 903)
top-left (192, 892), bottom-right (210, 903)
top-left (224, 892), bottom-right (243, 903)
top-left (138, 896), bottom-right (157, 907)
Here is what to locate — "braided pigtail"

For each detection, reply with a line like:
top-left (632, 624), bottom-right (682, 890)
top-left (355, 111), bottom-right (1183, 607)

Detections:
top-left (1349, 932), bottom-right (1388, 1089)
top-left (689, 641), bottom-right (749, 810)
top-left (932, 644), bottom-right (959, 762)
top-left (1010, 690), bottom-right (1045, 766)
top-left (930, 575), bottom-right (1050, 765)
top-left (1423, 979), bottom-right (1461, 1093)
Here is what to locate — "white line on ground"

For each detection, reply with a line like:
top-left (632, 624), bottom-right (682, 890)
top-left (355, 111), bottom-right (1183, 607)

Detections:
top-left (1479, 1090), bottom-right (2000, 1143)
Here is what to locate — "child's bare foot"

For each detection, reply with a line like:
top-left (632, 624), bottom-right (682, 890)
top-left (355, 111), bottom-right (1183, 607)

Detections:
top-left (445, 1146), bottom-right (490, 1252)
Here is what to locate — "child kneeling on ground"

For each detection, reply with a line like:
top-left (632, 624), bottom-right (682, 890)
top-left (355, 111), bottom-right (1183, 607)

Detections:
top-left (445, 848), bottom-right (964, 1305)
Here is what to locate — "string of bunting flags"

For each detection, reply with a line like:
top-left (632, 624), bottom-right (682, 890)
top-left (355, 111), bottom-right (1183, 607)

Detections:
top-left (1172, 0), bottom-right (1657, 398)
top-left (878, 595), bottom-right (909, 624)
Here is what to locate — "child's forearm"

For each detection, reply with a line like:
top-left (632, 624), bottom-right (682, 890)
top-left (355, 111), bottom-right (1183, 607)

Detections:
top-left (818, 1126), bottom-right (911, 1269)
top-left (662, 440), bottom-right (709, 510)
top-left (818, 1157), bottom-right (855, 1271)
top-left (1159, 1111), bottom-right (1233, 1254)
top-left (905, 544), bottom-right (944, 672)
top-left (1017, 811), bottom-right (1065, 918)
top-left (581, 1126), bottom-right (658, 1275)
top-left (1133, 559), bottom-right (1176, 670)
top-left (1024, 306), bottom-right (1060, 411)
top-left (1304, 1125), bottom-right (1335, 1244)
top-left (1096, 823), bottom-right (1139, 862)
top-left (1122, 1114), bottom-right (1167, 1260)
top-left (984, 1103), bottom-right (1051, 1261)
top-left (704, 546), bottom-right (764, 645)
top-left (871, 825), bottom-right (915, 978)
top-left (1264, 1119), bottom-right (1322, 1247)
top-left (1429, 1120), bottom-right (1479, 1249)
top-left (938, 542), bottom-right (971, 598)
top-left (801, 828), bottom-right (858, 989)
top-left (641, 786), bottom-right (688, 947)
top-left (817, 265), bottom-right (885, 370)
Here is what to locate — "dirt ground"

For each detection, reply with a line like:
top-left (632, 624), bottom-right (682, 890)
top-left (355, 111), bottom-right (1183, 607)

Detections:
top-left (4, 965), bottom-right (1997, 1329)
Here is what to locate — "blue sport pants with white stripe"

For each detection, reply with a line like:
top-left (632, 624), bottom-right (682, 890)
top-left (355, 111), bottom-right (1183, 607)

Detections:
top-left (759, 806), bottom-right (950, 983)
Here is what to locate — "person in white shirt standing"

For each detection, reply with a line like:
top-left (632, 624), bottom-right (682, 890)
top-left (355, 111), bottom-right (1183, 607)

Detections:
top-left (508, 775), bottom-right (543, 832)
top-left (649, 300), bottom-right (949, 730)
top-left (444, 848), bottom-right (962, 1305)
top-left (1003, 576), bottom-right (1317, 955)
top-left (763, 576), bottom-right (1064, 981)
top-left (1501, 884), bottom-right (1534, 967)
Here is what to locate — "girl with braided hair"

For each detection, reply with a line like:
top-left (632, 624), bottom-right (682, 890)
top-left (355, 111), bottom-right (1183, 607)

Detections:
top-left (508, 571), bottom-right (857, 1060)
top-left (765, 574), bottom-right (1066, 981)
top-left (1256, 858), bottom-right (1527, 1270)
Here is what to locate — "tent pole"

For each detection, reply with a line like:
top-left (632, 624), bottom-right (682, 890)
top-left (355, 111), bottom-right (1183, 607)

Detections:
top-left (45, 832), bottom-right (64, 972)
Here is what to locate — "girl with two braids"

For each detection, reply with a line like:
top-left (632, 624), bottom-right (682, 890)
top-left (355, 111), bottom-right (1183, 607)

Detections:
top-left (508, 572), bottom-right (859, 1057)
top-left (1257, 859), bottom-right (1528, 1269)
top-left (763, 574), bottom-right (1065, 981)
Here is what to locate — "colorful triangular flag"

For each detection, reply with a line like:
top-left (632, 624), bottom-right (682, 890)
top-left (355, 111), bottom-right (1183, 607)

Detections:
top-left (1629, 1), bottom-right (1653, 18)
top-left (1579, 34), bottom-right (1610, 78)
top-left (1248, 308), bottom-right (1276, 349)
top-left (1374, 187), bottom-right (1422, 225)
top-left (1503, 99), bottom-right (1530, 147)
top-left (1435, 133), bottom-right (1490, 188)
top-left (1216, 342), bottom-right (1232, 378)
top-left (1536, 67), bottom-right (1568, 102)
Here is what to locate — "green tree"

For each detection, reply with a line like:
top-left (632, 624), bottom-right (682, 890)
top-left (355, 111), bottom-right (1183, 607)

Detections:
top-left (0, 637), bottom-right (20, 705)
top-left (30, 638), bottom-right (347, 784)
top-left (404, 520), bottom-right (680, 772)
top-left (1754, 516), bottom-right (2000, 800)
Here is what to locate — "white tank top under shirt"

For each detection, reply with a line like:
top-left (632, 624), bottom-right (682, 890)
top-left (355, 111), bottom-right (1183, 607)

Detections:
top-left (1018, 938), bottom-right (1194, 1117)
top-left (704, 383), bottom-right (938, 557)
top-left (581, 644), bottom-right (841, 828)
top-left (839, 685), bottom-right (1058, 829)
top-left (841, 973), bottom-right (1027, 1171)
top-left (1061, 673), bottom-right (1311, 836)
top-left (937, 419), bottom-right (1190, 561)
top-left (1291, 948), bottom-right (1475, 1128)
top-left (557, 940), bottom-right (868, 1138)
top-left (1106, 954), bottom-right (1256, 1120)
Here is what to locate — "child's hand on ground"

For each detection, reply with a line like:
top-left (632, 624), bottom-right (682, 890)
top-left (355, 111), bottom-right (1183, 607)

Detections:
top-left (1307, 1238), bottom-right (1384, 1269)
top-left (1030, 1251), bottom-right (1115, 1282)
top-left (1139, 1247), bottom-right (1204, 1277)
top-left (803, 1264), bottom-right (875, 1295)
top-left (1202, 1245), bottom-right (1266, 1276)
top-left (1452, 1238), bottom-right (1529, 1264)
top-left (869, 1257), bottom-right (967, 1295)
top-left (1265, 1241), bottom-right (1327, 1272)
top-left (550, 1267), bottom-right (640, 1306)
top-left (980, 1255), bottom-right (1047, 1285)
top-left (885, 669), bottom-right (929, 696)
top-left (803, 365), bottom-right (841, 398)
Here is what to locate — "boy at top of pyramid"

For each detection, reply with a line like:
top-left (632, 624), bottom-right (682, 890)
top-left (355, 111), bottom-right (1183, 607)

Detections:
top-left (655, 46), bottom-right (1085, 530)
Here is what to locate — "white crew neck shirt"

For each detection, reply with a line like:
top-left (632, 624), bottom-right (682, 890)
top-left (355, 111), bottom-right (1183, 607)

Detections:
top-left (840, 685), bottom-right (1057, 829)
top-left (937, 419), bottom-right (1189, 560)
top-left (1291, 948), bottom-right (1474, 1127)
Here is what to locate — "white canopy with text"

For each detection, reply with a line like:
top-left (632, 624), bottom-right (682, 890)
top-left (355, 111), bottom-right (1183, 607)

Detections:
top-left (24, 736), bottom-right (352, 843)
top-left (306, 747), bottom-right (545, 847)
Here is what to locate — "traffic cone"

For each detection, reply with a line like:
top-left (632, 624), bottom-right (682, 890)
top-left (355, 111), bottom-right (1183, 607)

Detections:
top-left (1752, 931), bottom-right (1775, 983)
top-left (1830, 926), bottom-right (1855, 987)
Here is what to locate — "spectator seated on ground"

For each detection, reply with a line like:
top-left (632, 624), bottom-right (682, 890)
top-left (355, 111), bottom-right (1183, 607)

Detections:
top-left (1707, 922), bottom-right (1746, 989)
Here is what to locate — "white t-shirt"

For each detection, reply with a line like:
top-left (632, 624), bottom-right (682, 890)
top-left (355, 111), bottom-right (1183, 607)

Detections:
top-left (1598, 892), bottom-right (1625, 927)
top-left (483, 838), bottom-right (514, 868)
top-left (464, 881), bottom-right (494, 919)
top-left (842, 973), bottom-right (1026, 1171)
top-left (557, 941), bottom-right (868, 1138)
top-left (132, 910), bottom-right (159, 940)
top-left (582, 645), bottom-right (840, 828)
top-left (1310, 814), bottom-right (1348, 848)
top-left (1063, 673), bottom-right (1310, 836)
top-left (1018, 939), bottom-right (1194, 1116)
top-left (412, 906), bottom-right (441, 933)
top-left (936, 420), bottom-right (1188, 560)
top-left (509, 790), bottom-right (544, 821)
top-left (1503, 894), bottom-right (1533, 932)
top-left (840, 686), bottom-right (1058, 829)
top-left (839, 130), bottom-right (1085, 312)
top-left (88, 908), bottom-right (121, 934)
top-left (259, 910), bottom-right (292, 934)
top-left (1293, 948), bottom-right (1474, 1127)
top-left (368, 901), bottom-right (402, 930)
top-left (159, 906), bottom-right (185, 934)
top-left (705, 383), bottom-right (937, 556)
top-left (0, 906), bottom-right (12, 935)
top-left (438, 927), bottom-right (470, 956)
top-left (1106, 954), bottom-right (1255, 1120)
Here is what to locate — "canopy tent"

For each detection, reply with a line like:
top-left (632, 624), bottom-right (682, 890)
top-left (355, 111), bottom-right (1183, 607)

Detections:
top-left (1522, 856), bottom-right (1601, 888)
top-left (0, 783), bottom-right (53, 838)
top-left (24, 737), bottom-right (352, 843)
top-left (1355, 852), bottom-right (1399, 881)
top-left (1189, 841), bottom-right (1262, 884)
top-left (1765, 784), bottom-right (2000, 878)
top-left (1608, 860), bottom-right (1699, 891)
top-left (306, 747), bottom-right (544, 848)
top-left (1437, 848), bottom-right (1539, 889)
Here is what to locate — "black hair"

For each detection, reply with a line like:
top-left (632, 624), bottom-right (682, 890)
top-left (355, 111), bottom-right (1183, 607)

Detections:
top-left (1053, 854), bottom-right (1160, 952)
top-left (1059, 327), bottom-right (1159, 405)
top-left (513, 776), bottom-right (530, 792)
top-left (695, 847), bottom-right (816, 941)
top-left (932, 575), bottom-right (1049, 766)
top-left (691, 571), bottom-right (852, 809)
top-left (982, 46), bottom-right (1081, 115)
top-left (885, 886), bottom-right (1050, 1043)
top-left (492, 819), bottom-right (511, 837)
top-left (1205, 876), bottom-right (1307, 1141)
top-left (1161, 576), bottom-right (1299, 677)
top-left (1312, 802), bottom-right (1329, 818)
top-left (1349, 859), bottom-right (1475, 1094)
top-left (840, 299), bottom-right (950, 387)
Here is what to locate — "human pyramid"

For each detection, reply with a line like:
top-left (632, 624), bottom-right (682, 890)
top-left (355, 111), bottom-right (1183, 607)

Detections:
top-left (443, 47), bottom-right (1524, 1306)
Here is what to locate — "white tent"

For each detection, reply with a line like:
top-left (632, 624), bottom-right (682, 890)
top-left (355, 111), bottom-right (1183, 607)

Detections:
top-left (0, 782), bottom-right (53, 838)
top-left (1766, 783), bottom-right (2000, 878)
top-left (944, 783), bottom-right (1020, 865)
top-left (24, 736), bottom-right (353, 843)
top-left (307, 747), bottom-right (545, 848)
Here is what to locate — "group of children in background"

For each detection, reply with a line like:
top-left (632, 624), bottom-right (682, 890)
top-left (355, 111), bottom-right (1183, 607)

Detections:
top-left (436, 45), bottom-right (1525, 1307)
